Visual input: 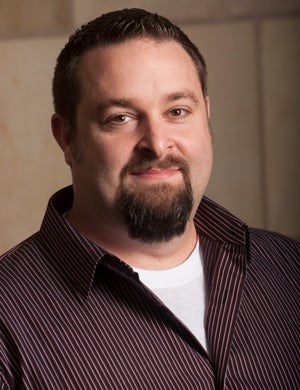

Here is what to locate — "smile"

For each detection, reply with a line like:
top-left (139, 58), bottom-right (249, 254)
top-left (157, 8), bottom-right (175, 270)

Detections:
top-left (131, 168), bottom-right (180, 180)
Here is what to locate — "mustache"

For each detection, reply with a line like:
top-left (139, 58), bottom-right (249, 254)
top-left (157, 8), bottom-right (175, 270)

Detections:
top-left (120, 155), bottom-right (190, 179)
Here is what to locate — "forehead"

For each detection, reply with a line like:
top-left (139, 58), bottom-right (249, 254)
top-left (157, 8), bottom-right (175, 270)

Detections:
top-left (80, 37), bottom-right (192, 62)
top-left (76, 38), bottom-right (202, 101)
top-left (79, 38), bottom-right (198, 76)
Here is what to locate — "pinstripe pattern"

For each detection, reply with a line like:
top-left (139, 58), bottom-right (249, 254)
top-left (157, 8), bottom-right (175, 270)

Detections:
top-left (1, 186), bottom-right (299, 389)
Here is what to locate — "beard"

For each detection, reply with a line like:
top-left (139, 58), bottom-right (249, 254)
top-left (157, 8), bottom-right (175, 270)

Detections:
top-left (118, 155), bottom-right (194, 243)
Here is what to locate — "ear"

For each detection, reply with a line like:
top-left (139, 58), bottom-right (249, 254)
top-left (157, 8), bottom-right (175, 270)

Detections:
top-left (51, 113), bottom-right (73, 166)
top-left (204, 96), bottom-right (210, 119)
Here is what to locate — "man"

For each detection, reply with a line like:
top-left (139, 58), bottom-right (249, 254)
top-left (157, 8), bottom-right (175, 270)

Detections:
top-left (0, 8), bottom-right (299, 389)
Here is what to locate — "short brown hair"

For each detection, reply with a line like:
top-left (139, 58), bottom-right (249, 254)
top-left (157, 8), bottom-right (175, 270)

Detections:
top-left (52, 8), bottom-right (207, 127)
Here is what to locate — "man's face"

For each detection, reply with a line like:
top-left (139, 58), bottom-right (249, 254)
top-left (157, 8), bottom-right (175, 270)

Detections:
top-left (69, 38), bottom-right (213, 242)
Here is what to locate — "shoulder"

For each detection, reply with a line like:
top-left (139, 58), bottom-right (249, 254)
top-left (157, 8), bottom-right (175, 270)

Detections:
top-left (0, 233), bottom-right (44, 296)
top-left (0, 233), bottom-right (40, 268)
top-left (248, 227), bottom-right (300, 259)
top-left (247, 227), bottom-right (299, 290)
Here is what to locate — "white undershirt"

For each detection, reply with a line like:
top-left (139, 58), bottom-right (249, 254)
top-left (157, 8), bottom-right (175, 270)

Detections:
top-left (133, 241), bottom-right (207, 351)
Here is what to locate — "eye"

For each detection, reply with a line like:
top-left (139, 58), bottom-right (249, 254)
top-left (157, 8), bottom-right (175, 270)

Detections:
top-left (109, 114), bottom-right (132, 123)
top-left (169, 108), bottom-right (189, 118)
top-left (100, 112), bottom-right (137, 132)
top-left (102, 113), bottom-right (136, 127)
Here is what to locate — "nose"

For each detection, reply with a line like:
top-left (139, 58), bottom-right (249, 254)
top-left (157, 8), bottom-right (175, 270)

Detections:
top-left (136, 116), bottom-right (173, 158)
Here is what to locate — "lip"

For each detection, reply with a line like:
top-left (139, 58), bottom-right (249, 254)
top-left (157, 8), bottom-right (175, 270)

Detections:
top-left (131, 167), bottom-right (180, 179)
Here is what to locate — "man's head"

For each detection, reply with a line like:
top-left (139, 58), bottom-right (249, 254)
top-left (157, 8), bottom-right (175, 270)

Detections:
top-left (52, 10), bottom-right (212, 244)
top-left (52, 8), bottom-right (207, 131)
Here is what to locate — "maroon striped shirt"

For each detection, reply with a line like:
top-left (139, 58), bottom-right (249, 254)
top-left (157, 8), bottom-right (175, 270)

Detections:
top-left (1, 186), bottom-right (299, 389)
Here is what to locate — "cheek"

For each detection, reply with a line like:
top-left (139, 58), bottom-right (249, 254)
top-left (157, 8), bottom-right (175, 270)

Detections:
top-left (188, 130), bottom-right (213, 162)
top-left (91, 139), bottom-right (133, 183)
top-left (188, 136), bottom-right (213, 180)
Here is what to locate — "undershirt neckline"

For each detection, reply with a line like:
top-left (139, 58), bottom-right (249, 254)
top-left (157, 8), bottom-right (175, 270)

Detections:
top-left (132, 240), bottom-right (202, 289)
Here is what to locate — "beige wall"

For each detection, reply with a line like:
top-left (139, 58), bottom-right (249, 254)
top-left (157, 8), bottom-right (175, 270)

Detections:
top-left (1, 0), bottom-right (299, 253)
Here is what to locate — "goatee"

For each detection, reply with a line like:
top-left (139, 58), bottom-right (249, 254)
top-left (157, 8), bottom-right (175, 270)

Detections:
top-left (119, 156), bottom-right (194, 243)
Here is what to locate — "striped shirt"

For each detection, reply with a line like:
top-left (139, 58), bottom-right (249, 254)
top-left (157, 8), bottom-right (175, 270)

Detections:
top-left (1, 185), bottom-right (299, 389)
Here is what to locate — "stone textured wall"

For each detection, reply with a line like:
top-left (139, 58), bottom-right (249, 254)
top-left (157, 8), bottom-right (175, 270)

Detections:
top-left (1, 0), bottom-right (299, 252)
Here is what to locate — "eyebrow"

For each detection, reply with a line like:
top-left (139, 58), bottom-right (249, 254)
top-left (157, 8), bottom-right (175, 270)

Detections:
top-left (164, 91), bottom-right (200, 105)
top-left (97, 99), bottom-right (135, 111)
top-left (96, 90), bottom-right (200, 113)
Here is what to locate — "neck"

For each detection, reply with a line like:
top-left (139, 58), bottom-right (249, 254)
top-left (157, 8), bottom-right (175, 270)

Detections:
top-left (111, 222), bottom-right (198, 270)
top-left (66, 207), bottom-right (198, 270)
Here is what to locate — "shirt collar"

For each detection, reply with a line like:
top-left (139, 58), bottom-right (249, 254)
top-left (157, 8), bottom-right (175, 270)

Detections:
top-left (39, 186), bottom-right (108, 300)
top-left (38, 186), bottom-right (247, 300)
top-left (194, 196), bottom-right (247, 246)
